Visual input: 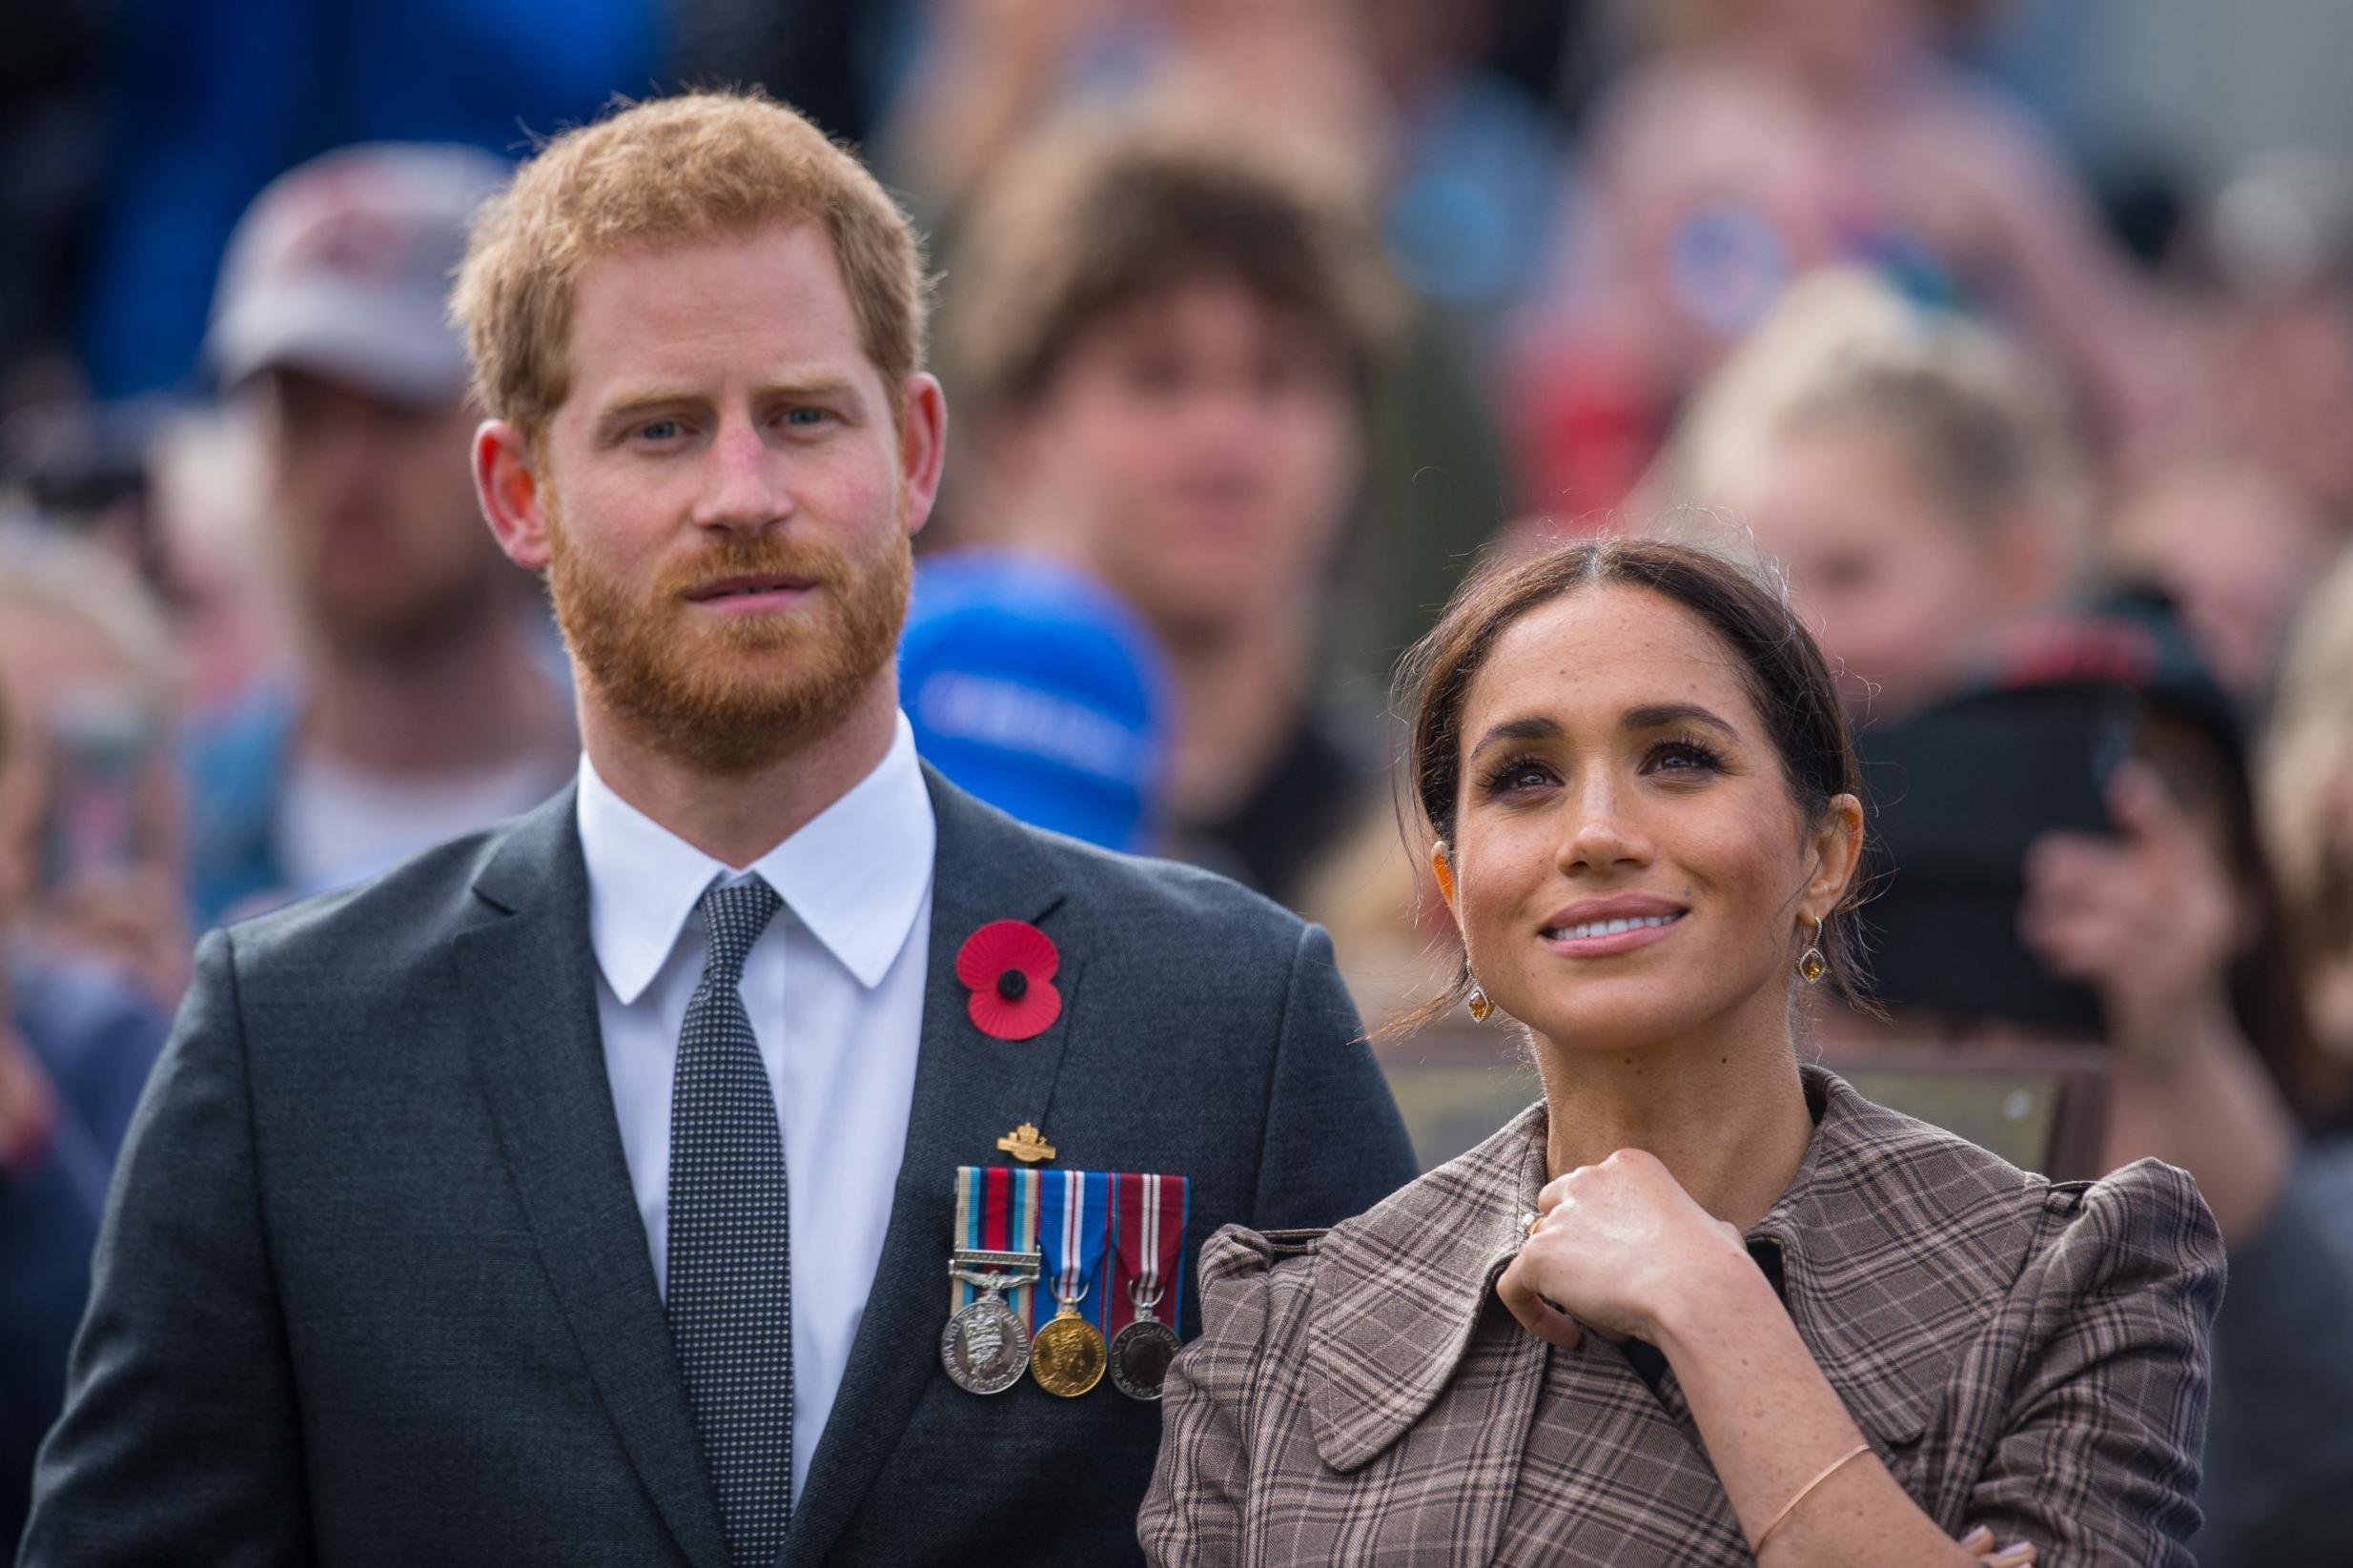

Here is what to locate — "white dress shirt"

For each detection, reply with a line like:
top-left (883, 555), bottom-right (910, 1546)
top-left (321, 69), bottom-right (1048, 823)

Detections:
top-left (576, 714), bottom-right (935, 1506)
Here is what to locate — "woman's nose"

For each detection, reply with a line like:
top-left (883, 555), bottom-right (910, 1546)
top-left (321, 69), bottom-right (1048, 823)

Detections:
top-left (1556, 781), bottom-right (1648, 874)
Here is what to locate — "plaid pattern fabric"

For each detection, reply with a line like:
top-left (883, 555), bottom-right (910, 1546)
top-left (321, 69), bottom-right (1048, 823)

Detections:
top-left (1140, 1065), bottom-right (2223, 1567)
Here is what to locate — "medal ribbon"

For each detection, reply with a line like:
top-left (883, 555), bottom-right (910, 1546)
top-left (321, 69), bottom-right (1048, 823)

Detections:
top-left (951, 1166), bottom-right (1043, 1326)
top-left (1110, 1171), bottom-right (1192, 1337)
top-left (1033, 1169), bottom-right (1112, 1336)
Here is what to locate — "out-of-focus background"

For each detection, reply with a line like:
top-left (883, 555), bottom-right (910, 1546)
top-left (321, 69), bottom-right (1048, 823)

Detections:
top-left (9, 0), bottom-right (2353, 1559)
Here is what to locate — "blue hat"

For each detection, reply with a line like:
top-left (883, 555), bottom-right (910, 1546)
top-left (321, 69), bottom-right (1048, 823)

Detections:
top-left (900, 553), bottom-right (1171, 852)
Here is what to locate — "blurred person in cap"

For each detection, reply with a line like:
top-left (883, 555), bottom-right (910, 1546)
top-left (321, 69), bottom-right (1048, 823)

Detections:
top-left (185, 143), bottom-right (577, 927)
top-left (900, 553), bottom-right (1170, 853)
top-left (22, 90), bottom-right (1412, 1568)
top-left (1824, 596), bottom-right (2353, 1567)
top-left (1645, 272), bottom-right (2082, 722)
top-left (0, 628), bottom-right (171, 1555)
top-left (948, 99), bottom-right (1396, 909)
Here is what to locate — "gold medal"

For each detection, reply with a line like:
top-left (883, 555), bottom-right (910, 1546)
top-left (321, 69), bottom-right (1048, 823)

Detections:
top-left (1030, 1302), bottom-right (1107, 1397)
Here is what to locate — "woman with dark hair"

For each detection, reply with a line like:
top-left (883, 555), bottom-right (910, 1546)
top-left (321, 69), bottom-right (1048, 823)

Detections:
top-left (1138, 538), bottom-right (2220, 1568)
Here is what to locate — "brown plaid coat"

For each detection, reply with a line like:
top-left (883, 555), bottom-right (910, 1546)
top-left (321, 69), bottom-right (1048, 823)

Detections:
top-left (1140, 1066), bottom-right (2223, 1566)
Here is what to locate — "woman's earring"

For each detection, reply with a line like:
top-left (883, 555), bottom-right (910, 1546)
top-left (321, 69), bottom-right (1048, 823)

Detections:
top-left (1796, 922), bottom-right (1828, 986)
top-left (1467, 980), bottom-right (1495, 1023)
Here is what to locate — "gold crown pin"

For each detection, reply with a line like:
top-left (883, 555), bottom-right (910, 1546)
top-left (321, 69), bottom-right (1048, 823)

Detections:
top-left (995, 1123), bottom-right (1056, 1165)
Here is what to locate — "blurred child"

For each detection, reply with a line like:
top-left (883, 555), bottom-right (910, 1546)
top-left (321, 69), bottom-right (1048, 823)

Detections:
top-left (946, 100), bottom-right (1395, 906)
top-left (1647, 272), bottom-right (2082, 720)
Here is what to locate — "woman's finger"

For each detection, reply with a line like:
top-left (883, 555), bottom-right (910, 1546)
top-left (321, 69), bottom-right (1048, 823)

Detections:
top-left (1958, 1526), bottom-right (1994, 1553)
top-left (1495, 1253), bottom-right (1582, 1350)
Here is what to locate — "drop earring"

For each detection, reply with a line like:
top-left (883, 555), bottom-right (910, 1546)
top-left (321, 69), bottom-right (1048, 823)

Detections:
top-left (1796, 920), bottom-right (1828, 986)
top-left (1466, 979), bottom-right (1495, 1022)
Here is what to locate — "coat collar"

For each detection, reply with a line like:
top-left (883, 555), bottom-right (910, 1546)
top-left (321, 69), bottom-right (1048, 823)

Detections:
top-left (1305, 1064), bottom-right (2044, 1473)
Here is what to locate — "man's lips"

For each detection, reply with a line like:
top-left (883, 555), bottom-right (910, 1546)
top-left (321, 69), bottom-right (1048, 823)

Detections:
top-left (684, 574), bottom-right (820, 612)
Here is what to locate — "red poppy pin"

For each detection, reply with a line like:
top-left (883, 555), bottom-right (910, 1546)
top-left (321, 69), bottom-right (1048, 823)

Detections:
top-left (955, 920), bottom-right (1063, 1041)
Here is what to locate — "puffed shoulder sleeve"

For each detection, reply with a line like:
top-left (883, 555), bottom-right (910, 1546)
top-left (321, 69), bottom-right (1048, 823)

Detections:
top-left (1964, 1157), bottom-right (2225, 1568)
top-left (1138, 1225), bottom-right (1320, 1568)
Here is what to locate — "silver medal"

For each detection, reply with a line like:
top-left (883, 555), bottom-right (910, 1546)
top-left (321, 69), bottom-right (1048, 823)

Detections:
top-left (942, 1250), bottom-right (1041, 1395)
top-left (1109, 1280), bottom-right (1182, 1401)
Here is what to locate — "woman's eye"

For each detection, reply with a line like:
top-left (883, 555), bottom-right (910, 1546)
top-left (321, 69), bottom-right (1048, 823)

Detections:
top-left (1649, 741), bottom-right (1723, 775)
top-left (1484, 760), bottom-right (1556, 795)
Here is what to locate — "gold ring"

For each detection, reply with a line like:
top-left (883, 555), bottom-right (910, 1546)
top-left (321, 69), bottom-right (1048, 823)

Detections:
top-left (1521, 1211), bottom-right (1544, 1242)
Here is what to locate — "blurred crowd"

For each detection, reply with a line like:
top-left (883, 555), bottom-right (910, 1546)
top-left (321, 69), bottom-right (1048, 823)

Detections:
top-left (8, 0), bottom-right (2353, 1561)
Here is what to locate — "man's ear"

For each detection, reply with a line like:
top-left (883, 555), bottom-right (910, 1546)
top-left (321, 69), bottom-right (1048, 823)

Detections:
top-left (897, 373), bottom-right (949, 540)
top-left (1802, 793), bottom-right (1866, 925)
top-left (474, 419), bottom-right (551, 570)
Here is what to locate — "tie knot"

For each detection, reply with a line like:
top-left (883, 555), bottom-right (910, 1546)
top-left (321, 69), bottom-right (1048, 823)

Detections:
top-left (697, 877), bottom-right (781, 982)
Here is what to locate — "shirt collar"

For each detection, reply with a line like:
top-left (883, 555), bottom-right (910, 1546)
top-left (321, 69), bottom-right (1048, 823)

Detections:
top-left (576, 712), bottom-right (936, 1003)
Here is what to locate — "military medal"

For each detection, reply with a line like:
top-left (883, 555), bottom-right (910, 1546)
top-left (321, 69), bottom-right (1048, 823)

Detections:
top-left (944, 1167), bottom-right (1047, 1395)
top-left (1029, 1170), bottom-right (1111, 1397)
top-left (1110, 1286), bottom-right (1181, 1401)
top-left (1108, 1171), bottom-right (1190, 1401)
top-left (942, 1249), bottom-right (1039, 1395)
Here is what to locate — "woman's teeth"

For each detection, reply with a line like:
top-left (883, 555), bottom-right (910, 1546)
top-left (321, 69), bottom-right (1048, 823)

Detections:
top-left (1547, 912), bottom-right (1684, 941)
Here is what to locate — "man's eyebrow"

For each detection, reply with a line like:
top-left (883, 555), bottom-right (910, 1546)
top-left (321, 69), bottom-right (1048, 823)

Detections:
top-left (1621, 703), bottom-right (1738, 737)
top-left (591, 373), bottom-right (866, 421)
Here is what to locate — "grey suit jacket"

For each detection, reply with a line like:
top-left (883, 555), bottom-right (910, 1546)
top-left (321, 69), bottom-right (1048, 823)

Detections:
top-left (20, 769), bottom-right (1417, 1568)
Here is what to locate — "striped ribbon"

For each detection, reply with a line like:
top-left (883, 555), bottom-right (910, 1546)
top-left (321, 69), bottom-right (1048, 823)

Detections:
top-left (1109, 1171), bottom-right (1192, 1338)
top-left (951, 1165), bottom-right (1043, 1328)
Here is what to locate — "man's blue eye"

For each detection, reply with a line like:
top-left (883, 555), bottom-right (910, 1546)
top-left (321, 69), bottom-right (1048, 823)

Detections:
top-left (785, 407), bottom-right (826, 426)
top-left (639, 420), bottom-right (681, 441)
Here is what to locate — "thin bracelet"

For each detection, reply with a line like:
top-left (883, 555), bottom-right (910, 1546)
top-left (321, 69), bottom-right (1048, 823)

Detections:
top-left (1750, 1441), bottom-right (1871, 1558)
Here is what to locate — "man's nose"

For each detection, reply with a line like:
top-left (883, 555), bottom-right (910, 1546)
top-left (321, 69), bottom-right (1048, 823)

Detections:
top-left (691, 421), bottom-right (791, 531)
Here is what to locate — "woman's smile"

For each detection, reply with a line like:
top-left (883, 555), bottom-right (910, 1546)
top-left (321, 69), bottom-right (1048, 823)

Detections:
top-left (1539, 894), bottom-right (1690, 958)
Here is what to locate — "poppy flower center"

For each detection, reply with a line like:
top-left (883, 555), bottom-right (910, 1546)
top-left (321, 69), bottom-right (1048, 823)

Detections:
top-left (996, 968), bottom-right (1029, 1002)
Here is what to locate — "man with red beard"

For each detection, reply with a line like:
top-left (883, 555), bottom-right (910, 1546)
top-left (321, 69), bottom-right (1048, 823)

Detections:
top-left (20, 92), bottom-right (1415, 1568)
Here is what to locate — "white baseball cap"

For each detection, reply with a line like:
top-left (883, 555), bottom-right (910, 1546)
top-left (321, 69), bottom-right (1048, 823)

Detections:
top-left (206, 143), bottom-right (510, 404)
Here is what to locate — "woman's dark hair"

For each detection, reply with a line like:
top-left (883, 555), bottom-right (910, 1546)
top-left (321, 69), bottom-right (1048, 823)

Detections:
top-left (1392, 536), bottom-right (1872, 1028)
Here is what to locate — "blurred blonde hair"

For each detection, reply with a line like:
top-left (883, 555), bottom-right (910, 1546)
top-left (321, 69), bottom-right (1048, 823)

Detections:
top-left (0, 520), bottom-right (176, 712)
top-left (945, 92), bottom-right (1399, 419)
top-left (2263, 546), bottom-right (2353, 960)
top-left (1640, 269), bottom-right (2090, 563)
top-left (452, 89), bottom-right (930, 449)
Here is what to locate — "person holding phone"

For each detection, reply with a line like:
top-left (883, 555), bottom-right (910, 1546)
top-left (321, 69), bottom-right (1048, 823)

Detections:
top-left (0, 524), bottom-right (188, 1010)
top-left (1142, 538), bottom-right (2220, 1567)
top-left (0, 664), bottom-right (170, 1553)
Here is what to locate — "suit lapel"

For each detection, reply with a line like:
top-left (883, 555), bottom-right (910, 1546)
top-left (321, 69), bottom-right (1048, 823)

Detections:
top-left (455, 790), bottom-right (730, 1568)
top-left (783, 770), bottom-right (1076, 1568)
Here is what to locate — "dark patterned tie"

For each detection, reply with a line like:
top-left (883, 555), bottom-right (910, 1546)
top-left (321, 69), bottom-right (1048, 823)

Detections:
top-left (667, 877), bottom-right (792, 1563)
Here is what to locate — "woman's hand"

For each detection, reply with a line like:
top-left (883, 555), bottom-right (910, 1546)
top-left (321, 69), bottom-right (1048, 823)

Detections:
top-left (1496, 1148), bottom-right (1753, 1349)
top-left (1958, 1526), bottom-right (2036, 1566)
top-left (2019, 761), bottom-right (2239, 1065)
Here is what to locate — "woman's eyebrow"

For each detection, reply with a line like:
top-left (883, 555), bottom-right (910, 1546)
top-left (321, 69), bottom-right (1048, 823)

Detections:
top-left (1468, 715), bottom-right (1560, 759)
top-left (1621, 702), bottom-right (1739, 738)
